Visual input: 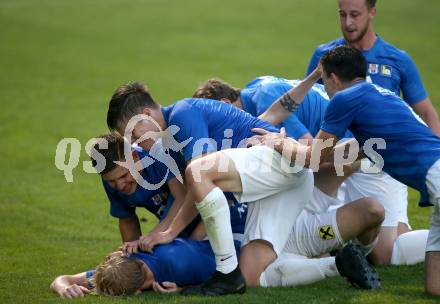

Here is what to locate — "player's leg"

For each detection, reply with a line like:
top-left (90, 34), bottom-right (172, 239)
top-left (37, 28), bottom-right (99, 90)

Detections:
top-left (260, 253), bottom-right (339, 287)
top-left (183, 150), bottom-right (245, 295)
top-left (424, 159), bottom-right (440, 296)
top-left (183, 146), bottom-right (312, 295)
top-left (425, 204), bottom-right (440, 296)
top-left (390, 229), bottom-right (429, 265)
top-left (336, 198), bottom-right (384, 253)
top-left (239, 177), bottom-right (313, 286)
top-left (345, 171), bottom-right (416, 265)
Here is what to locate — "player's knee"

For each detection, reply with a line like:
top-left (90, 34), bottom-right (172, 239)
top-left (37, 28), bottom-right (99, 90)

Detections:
top-left (364, 198), bottom-right (385, 226)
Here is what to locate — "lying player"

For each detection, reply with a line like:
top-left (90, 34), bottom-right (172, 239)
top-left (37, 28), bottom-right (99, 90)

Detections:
top-left (50, 238), bottom-right (241, 298)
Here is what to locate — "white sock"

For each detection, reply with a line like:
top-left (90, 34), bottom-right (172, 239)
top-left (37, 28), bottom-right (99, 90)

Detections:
top-left (260, 254), bottom-right (339, 287)
top-left (390, 230), bottom-right (429, 265)
top-left (353, 236), bottom-right (379, 256)
top-left (196, 187), bottom-right (238, 274)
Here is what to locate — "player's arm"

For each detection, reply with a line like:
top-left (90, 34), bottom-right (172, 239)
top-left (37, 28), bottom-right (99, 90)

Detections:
top-left (400, 52), bottom-right (440, 135)
top-left (50, 272), bottom-right (91, 298)
top-left (120, 215), bottom-right (142, 254)
top-left (119, 215), bottom-right (141, 242)
top-left (140, 190), bottom-right (199, 252)
top-left (258, 67), bottom-right (322, 126)
top-left (411, 98), bottom-right (440, 136)
top-left (249, 128), bottom-right (338, 169)
top-left (151, 178), bottom-right (187, 234)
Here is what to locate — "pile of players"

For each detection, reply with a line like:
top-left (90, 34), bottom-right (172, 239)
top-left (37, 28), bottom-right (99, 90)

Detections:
top-left (50, 0), bottom-right (440, 298)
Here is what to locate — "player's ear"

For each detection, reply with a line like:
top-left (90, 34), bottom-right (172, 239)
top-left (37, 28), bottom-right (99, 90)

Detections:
top-left (142, 107), bottom-right (152, 116)
top-left (330, 73), bottom-right (340, 86)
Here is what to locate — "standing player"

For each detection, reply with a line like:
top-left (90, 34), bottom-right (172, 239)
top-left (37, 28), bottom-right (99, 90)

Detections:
top-left (253, 46), bottom-right (440, 296)
top-left (306, 0), bottom-right (440, 264)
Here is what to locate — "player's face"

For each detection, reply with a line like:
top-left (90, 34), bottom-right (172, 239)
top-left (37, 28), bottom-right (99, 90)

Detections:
top-left (338, 0), bottom-right (374, 44)
top-left (102, 165), bottom-right (138, 195)
top-left (321, 71), bottom-right (337, 98)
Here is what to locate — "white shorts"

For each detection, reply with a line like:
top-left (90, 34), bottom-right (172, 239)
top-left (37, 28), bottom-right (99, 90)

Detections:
top-left (425, 159), bottom-right (440, 252)
top-left (221, 146), bottom-right (314, 255)
top-left (284, 189), bottom-right (344, 257)
top-left (344, 171), bottom-right (409, 227)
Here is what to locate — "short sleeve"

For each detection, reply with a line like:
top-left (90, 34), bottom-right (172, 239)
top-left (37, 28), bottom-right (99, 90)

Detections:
top-left (85, 270), bottom-right (96, 289)
top-left (400, 52), bottom-right (428, 104)
top-left (321, 94), bottom-right (358, 139)
top-left (103, 181), bottom-right (136, 219)
top-left (169, 104), bottom-right (213, 162)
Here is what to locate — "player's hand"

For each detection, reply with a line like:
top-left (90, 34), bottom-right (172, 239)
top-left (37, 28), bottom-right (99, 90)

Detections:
top-left (311, 63), bottom-right (323, 81)
top-left (138, 230), bottom-right (175, 252)
top-left (152, 281), bottom-right (181, 293)
top-left (122, 240), bottom-right (140, 255)
top-left (248, 127), bottom-right (286, 152)
top-left (58, 284), bottom-right (90, 298)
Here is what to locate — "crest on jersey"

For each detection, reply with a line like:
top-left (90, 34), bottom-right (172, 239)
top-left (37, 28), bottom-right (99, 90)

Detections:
top-left (368, 64), bottom-right (379, 74)
top-left (381, 65), bottom-right (392, 77)
top-left (319, 225), bottom-right (335, 240)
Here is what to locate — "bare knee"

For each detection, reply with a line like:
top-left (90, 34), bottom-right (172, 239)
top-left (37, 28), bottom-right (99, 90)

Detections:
top-left (239, 240), bottom-right (277, 287)
top-left (363, 198), bottom-right (385, 227)
top-left (185, 159), bottom-right (213, 189)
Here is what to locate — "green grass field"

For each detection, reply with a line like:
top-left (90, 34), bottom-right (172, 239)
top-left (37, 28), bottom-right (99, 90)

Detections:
top-left (1, 0), bottom-right (440, 303)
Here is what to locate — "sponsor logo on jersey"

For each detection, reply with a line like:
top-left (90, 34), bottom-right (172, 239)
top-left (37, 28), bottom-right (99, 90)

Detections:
top-left (152, 192), bottom-right (168, 205)
top-left (368, 64), bottom-right (379, 74)
top-left (319, 225), bottom-right (335, 240)
top-left (381, 65), bottom-right (392, 77)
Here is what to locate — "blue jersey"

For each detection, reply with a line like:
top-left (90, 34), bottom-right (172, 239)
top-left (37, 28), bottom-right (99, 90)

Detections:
top-left (307, 37), bottom-right (428, 104)
top-left (161, 98), bottom-right (279, 162)
top-left (103, 147), bottom-right (186, 219)
top-left (86, 238), bottom-right (241, 287)
top-left (226, 192), bottom-right (247, 238)
top-left (240, 76), bottom-right (330, 138)
top-left (321, 81), bottom-right (440, 205)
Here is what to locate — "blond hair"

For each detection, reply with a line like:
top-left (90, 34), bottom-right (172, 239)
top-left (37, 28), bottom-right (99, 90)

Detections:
top-left (93, 256), bottom-right (146, 297)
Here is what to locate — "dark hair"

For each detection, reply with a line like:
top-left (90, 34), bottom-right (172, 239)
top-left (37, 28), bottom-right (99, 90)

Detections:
top-left (107, 81), bottom-right (159, 131)
top-left (320, 45), bottom-right (367, 82)
top-left (193, 78), bottom-right (241, 102)
top-left (366, 0), bottom-right (376, 9)
top-left (90, 133), bottom-right (126, 175)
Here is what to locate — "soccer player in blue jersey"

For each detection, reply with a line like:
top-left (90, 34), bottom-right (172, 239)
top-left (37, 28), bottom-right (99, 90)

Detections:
top-left (195, 77), bottom-right (430, 267)
top-left (89, 133), bottom-right (193, 253)
top-left (105, 82), bottom-right (316, 295)
top-left (90, 133), bottom-right (249, 252)
top-left (193, 76), bottom-right (331, 144)
top-left (252, 45), bottom-right (440, 296)
top-left (306, 0), bottom-right (440, 134)
top-left (50, 238), bottom-right (242, 298)
top-left (306, 0), bottom-right (440, 265)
